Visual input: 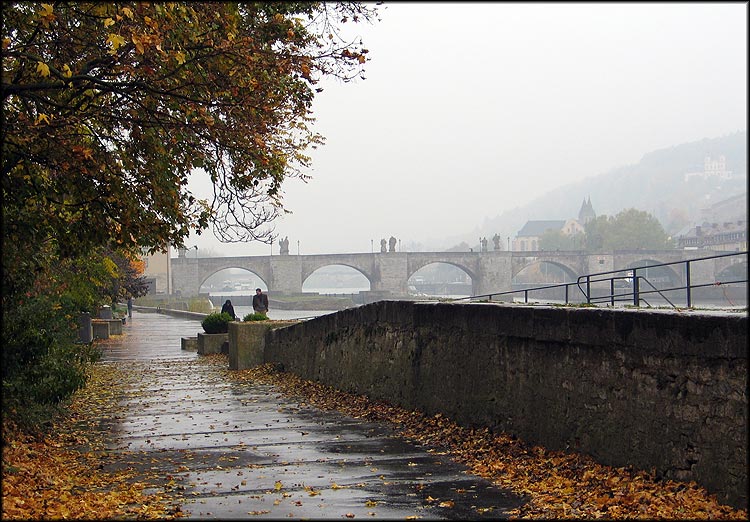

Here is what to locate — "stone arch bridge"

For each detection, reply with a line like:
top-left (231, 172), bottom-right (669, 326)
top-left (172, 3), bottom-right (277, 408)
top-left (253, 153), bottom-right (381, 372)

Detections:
top-left (170, 249), bottom-right (738, 298)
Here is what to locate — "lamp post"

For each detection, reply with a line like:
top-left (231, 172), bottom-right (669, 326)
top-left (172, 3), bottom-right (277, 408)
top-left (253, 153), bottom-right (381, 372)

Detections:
top-left (371, 239), bottom-right (373, 253)
top-left (297, 240), bottom-right (300, 256)
top-left (507, 236), bottom-right (510, 251)
top-left (398, 239), bottom-right (401, 252)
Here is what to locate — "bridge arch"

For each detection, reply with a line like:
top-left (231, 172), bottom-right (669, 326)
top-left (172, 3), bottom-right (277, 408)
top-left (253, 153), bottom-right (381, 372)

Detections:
top-left (198, 265), bottom-right (270, 293)
top-left (302, 264), bottom-right (371, 293)
top-left (511, 259), bottom-right (579, 281)
top-left (716, 260), bottom-right (748, 280)
top-left (407, 259), bottom-right (477, 282)
top-left (407, 260), bottom-right (477, 283)
top-left (406, 260), bottom-right (477, 296)
top-left (624, 258), bottom-right (682, 287)
top-left (199, 267), bottom-right (269, 293)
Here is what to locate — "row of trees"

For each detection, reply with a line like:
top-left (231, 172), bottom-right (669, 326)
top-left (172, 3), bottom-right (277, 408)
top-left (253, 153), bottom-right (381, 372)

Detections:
top-left (539, 208), bottom-right (673, 252)
top-left (2, 2), bottom-right (378, 427)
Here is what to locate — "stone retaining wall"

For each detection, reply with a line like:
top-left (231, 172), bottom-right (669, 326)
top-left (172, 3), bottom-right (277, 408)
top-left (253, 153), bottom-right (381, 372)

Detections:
top-left (263, 300), bottom-right (747, 509)
top-left (228, 321), bottom-right (299, 370)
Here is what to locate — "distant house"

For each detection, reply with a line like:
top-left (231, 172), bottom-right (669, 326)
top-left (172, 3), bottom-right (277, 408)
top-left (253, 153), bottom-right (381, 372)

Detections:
top-left (676, 221), bottom-right (747, 252)
top-left (513, 220), bottom-right (565, 251)
top-left (513, 197), bottom-right (595, 251)
top-left (140, 245), bottom-right (172, 294)
top-left (675, 192), bottom-right (747, 252)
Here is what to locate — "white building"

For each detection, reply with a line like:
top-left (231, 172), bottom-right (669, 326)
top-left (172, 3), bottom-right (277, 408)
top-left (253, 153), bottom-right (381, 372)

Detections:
top-left (683, 155), bottom-right (733, 182)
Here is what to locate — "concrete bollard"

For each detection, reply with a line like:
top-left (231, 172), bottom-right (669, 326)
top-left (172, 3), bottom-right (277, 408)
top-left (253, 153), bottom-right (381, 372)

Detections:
top-left (99, 305), bottom-right (113, 319)
top-left (91, 319), bottom-right (110, 339)
top-left (181, 337), bottom-right (198, 350)
top-left (197, 332), bottom-right (228, 355)
top-left (228, 321), bottom-right (299, 370)
top-left (78, 312), bottom-right (93, 343)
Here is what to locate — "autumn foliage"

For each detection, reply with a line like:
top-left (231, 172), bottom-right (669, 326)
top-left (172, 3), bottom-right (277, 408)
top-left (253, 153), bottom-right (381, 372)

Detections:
top-left (2, 2), bottom-right (377, 252)
top-left (1, 2), bottom-right (377, 429)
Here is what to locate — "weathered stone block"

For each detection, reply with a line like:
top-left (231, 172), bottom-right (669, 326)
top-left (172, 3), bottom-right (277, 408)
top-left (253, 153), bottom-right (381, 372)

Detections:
top-left (197, 332), bottom-right (228, 355)
top-left (228, 320), bottom-right (298, 370)
top-left (91, 319), bottom-right (110, 339)
top-left (181, 337), bottom-right (198, 350)
top-left (105, 318), bottom-right (123, 335)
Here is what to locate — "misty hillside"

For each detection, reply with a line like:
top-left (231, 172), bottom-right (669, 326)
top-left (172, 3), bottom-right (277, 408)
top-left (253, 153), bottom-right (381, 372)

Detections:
top-left (461, 131), bottom-right (747, 248)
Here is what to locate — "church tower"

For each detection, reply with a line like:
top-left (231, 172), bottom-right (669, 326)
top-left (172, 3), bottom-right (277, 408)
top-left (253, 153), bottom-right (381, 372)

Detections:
top-left (578, 196), bottom-right (596, 225)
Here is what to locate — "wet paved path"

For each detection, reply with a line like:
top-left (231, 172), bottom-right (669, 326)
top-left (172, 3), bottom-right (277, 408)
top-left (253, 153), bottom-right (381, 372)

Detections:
top-left (100, 310), bottom-right (524, 519)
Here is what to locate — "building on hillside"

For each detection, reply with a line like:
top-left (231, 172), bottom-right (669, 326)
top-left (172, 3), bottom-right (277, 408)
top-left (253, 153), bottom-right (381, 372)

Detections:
top-left (578, 196), bottom-right (596, 225)
top-left (683, 155), bottom-right (733, 182)
top-left (561, 218), bottom-right (585, 236)
top-left (512, 197), bottom-right (595, 251)
top-left (140, 245), bottom-right (172, 294)
top-left (675, 193), bottom-right (748, 252)
top-left (676, 221), bottom-right (747, 252)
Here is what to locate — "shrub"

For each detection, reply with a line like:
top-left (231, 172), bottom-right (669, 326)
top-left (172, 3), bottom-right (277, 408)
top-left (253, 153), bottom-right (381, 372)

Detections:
top-left (2, 293), bottom-right (102, 431)
top-left (201, 312), bottom-right (232, 334)
top-left (243, 312), bottom-right (269, 322)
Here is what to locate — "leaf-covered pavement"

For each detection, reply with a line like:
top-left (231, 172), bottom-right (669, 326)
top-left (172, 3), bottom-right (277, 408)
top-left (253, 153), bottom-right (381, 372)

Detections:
top-left (3, 333), bottom-right (748, 520)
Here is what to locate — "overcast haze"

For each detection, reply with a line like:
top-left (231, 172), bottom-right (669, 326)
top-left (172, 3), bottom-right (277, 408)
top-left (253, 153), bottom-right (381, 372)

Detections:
top-left (186, 2), bottom-right (748, 257)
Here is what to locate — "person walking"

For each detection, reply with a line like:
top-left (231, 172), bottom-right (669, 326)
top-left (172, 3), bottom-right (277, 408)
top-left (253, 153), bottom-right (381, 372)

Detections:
top-left (220, 299), bottom-right (236, 320)
top-left (127, 296), bottom-right (133, 318)
top-left (252, 288), bottom-right (269, 317)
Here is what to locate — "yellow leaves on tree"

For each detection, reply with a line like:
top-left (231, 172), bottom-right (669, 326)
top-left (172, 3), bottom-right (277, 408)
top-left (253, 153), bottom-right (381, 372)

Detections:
top-left (38, 3), bottom-right (55, 27)
top-left (36, 61), bottom-right (50, 77)
top-left (106, 33), bottom-right (126, 53)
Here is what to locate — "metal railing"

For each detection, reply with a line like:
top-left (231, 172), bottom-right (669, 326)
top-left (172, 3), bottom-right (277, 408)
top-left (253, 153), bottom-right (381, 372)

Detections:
top-left (455, 251), bottom-right (748, 309)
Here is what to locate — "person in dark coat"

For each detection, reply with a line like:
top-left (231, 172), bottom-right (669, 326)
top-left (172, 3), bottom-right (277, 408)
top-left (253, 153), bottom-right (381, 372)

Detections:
top-left (220, 299), bottom-right (236, 320)
top-left (252, 288), bottom-right (269, 317)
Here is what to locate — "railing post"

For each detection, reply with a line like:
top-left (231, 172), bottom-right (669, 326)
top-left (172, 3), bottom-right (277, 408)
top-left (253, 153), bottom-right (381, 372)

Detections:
top-left (565, 284), bottom-right (569, 304)
top-left (586, 276), bottom-right (591, 304)
top-left (610, 279), bottom-right (616, 306)
top-left (632, 269), bottom-right (639, 306)
top-left (685, 261), bottom-right (691, 308)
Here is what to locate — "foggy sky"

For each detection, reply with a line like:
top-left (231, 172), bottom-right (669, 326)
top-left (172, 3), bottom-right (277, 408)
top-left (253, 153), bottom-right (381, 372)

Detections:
top-left (185, 2), bottom-right (748, 258)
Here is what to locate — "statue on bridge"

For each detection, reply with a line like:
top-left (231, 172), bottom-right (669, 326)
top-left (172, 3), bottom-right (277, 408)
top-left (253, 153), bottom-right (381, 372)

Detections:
top-left (481, 237), bottom-right (488, 252)
top-left (493, 233), bottom-right (501, 251)
top-left (380, 238), bottom-right (387, 253)
top-left (279, 236), bottom-right (290, 255)
top-left (389, 236), bottom-right (397, 252)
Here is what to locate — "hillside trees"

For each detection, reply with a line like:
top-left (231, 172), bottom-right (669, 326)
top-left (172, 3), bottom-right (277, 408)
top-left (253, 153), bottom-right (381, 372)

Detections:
top-left (584, 209), bottom-right (672, 251)
top-left (538, 229), bottom-right (581, 251)
top-left (2, 2), bottom-right (378, 425)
